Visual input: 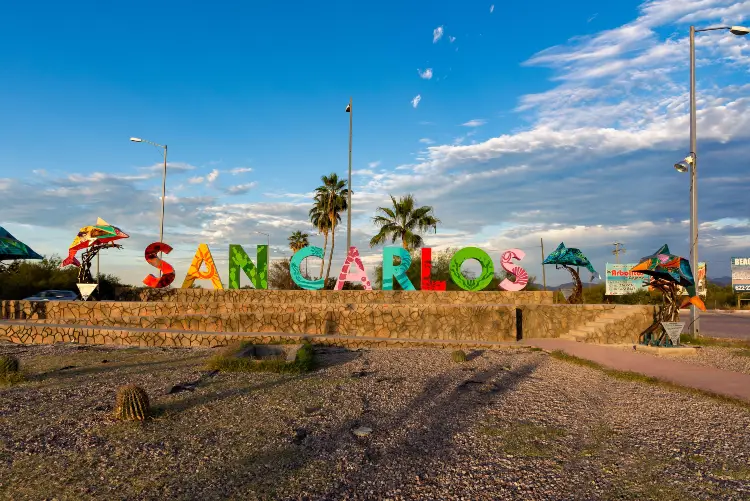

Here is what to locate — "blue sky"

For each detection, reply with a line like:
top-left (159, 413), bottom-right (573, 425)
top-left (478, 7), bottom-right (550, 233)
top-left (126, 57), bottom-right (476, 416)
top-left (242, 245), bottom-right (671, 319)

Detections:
top-left (1, 0), bottom-right (749, 287)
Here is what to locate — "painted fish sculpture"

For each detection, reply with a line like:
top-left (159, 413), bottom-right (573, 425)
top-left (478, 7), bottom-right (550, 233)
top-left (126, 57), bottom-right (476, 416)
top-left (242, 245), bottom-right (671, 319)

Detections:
top-left (630, 244), bottom-right (706, 311)
top-left (542, 242), bottom-right (599, 281)
top-left (62, 218), bottom-right (129, 268)
top-left (0, 226), bottom-right (43, 261)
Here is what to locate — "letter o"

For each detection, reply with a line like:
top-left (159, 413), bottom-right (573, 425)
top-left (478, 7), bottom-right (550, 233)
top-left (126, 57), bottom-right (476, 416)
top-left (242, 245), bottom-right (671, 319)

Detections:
top-left (449, 247), bottom-right (495, 291)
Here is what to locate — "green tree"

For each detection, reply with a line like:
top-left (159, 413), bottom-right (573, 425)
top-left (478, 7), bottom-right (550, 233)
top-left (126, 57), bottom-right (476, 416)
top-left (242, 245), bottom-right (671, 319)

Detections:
top-left (370, 194), bottom-right (440, 250)
top-left (312, 173), bottom-right (349, 284)
top-left (309, 200), bottom-right (331, 279)
top-left (287, 231), bottom-right (310, 254)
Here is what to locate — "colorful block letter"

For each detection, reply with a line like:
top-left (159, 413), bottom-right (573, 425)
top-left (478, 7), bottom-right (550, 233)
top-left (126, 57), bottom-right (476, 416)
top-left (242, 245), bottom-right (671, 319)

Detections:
top-left (143, 242), bottom-right (175, 288)
top-left (382, 247), bottom-right (415, 291)
top-left (421, 247), bottom-right (446, 291)
top-left (499, 248), bottom-right (529, 291)
top-left (449, 247), bottom-right (494, 291)
top-left (228, 244), bottom-right (268, 289)
top-left (335, 246), bottom-right (372, 290)
top-left (290, 246), bottom-right (325, 290)
top-left (181, 243), bottom-right (223, 289)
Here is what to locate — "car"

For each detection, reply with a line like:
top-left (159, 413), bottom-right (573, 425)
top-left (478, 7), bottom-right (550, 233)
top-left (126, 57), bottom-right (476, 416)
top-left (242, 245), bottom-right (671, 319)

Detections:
top-left (23, 290), bottom-right (79, 301)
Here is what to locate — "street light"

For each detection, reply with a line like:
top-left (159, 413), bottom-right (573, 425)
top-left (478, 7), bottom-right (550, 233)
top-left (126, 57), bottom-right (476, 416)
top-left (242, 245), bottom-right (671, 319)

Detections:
top-left (131, 137), bottom-right (168, 274)
top-left (675, 24), bottom-right (749, 336)
top-left (345, 98), bottom-right (353, 252)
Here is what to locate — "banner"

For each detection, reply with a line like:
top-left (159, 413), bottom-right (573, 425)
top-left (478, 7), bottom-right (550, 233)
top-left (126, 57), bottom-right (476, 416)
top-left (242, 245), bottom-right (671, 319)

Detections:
top-left (731, 257), bottom-right (750, 293)
top-left (605, 263), bottom-right (650, 295)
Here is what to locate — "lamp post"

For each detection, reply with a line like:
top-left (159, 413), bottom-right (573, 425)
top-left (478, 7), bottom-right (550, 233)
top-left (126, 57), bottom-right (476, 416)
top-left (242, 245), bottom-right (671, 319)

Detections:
top-left (345, 98), bottom-right (353, 252)
top-left (130, 137), bottom-right (168, 275)
top-left (673, 25), bottom-right (749, 337)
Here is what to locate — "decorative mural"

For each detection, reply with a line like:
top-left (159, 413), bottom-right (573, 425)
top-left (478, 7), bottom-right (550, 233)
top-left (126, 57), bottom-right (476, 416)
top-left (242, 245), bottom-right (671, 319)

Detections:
top-left (181, 244), bottom-right (223, 289)
top-left (543, 242), bottom-right (598, 304)
top-left (335, 246), bottom-right (372, 290)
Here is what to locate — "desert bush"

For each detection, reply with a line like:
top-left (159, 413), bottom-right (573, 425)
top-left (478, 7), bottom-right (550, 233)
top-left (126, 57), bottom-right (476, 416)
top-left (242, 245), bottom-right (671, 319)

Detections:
top-left (207, 341), bottom-right (317, 374)
top-left (451, 350), bottom-right (467, 363)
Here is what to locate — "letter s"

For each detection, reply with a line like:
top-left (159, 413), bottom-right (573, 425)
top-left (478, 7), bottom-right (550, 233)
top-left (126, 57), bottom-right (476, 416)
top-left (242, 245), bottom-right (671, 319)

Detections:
top-left (143, 242), bottom-right (175, 288)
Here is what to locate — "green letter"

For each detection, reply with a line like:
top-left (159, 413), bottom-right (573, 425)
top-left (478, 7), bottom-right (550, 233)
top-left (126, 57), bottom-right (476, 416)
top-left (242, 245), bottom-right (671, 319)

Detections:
top-left (228, 244), bottom-right (268, 289)
top-left (290, 246), bottom-right (325, 290)
top-left (382, 247), bottom-right (415, 290)
top-left (449, 247), bottom-right (494, 291)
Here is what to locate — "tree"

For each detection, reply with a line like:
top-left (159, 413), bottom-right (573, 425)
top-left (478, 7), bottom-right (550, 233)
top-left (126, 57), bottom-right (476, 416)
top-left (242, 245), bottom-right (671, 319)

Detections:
top-left (370, 194), bottom-right (440, 251)
top-left (309, 199), bottom-right (331, 280)
top-left (287, 231), bottom-right (310, 253)
top-left (312, 173), bottom-right (349, 284)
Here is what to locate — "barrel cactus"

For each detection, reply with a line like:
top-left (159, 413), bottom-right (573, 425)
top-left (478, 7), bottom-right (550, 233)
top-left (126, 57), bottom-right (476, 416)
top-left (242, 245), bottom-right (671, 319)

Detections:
top-left (451, 350), bottom-right (467, 363)
top-left (114, 385), bottom-right (150, 421)
top-left (0, 355), bottom-right (20, 374)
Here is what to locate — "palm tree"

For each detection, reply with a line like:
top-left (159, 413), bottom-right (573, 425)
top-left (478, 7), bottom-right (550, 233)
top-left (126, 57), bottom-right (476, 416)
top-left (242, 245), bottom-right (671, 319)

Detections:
top-left (309, 198), bottom-right (331, 279)
top-left (287, 231), bottom-right (310, 254)
top-left (312, 173), bottom-right (349, 283)
top-left (370, 194), bottom-right (440, 250)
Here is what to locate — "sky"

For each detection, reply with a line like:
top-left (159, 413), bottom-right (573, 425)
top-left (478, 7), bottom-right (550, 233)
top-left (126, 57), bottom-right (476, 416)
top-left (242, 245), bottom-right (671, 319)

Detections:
top-left (1, 0), bottom-right (750, 288)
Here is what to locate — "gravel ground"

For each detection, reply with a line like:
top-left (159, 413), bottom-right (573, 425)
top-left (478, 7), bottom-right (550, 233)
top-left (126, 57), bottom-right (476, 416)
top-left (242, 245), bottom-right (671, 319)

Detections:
top-left (1, 342), bottom-right (749, 501)
top-left (620, 345), bottom-right (750, 375)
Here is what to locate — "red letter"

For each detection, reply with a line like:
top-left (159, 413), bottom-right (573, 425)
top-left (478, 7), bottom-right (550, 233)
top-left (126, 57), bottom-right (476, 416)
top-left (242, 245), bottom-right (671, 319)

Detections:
top-left (143, 242), bottom-right (175, 288)
top-left (421, 247), bottom-right (446, 291)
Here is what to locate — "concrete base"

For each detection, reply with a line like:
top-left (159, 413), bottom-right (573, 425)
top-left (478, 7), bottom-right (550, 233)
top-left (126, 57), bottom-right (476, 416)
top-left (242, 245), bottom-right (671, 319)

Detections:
top-left (631, 344), bottom-right (698, 356)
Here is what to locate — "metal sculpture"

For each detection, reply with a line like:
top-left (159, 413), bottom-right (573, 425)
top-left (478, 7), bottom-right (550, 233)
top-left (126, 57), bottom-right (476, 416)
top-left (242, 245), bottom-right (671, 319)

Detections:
top-left (0, 226), bottom-right (43, 272)
top-left (543, 242), bottom-right (599, 304)
top-left (61, 218), bottom-right (128, 283)
top-left (630, 244), bottom-right (706, 346)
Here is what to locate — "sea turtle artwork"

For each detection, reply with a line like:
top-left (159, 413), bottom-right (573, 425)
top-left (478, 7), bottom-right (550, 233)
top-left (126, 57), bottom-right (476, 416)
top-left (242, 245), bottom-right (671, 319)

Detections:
top-left (61, 218), bottom-right (129, 283)
top-left (0, 226), bottom-right (43, 272)
top-left (630, 244), bottom-right (706, 346)
top-left (542, 242), bottom-right (599, 304)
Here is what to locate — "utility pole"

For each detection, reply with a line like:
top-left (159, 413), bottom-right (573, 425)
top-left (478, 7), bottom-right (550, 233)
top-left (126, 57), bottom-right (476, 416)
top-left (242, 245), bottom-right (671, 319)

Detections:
top-left (612, 242), bottom-right (626, 264)
top-left (540, 238), bottom-right (547, 291)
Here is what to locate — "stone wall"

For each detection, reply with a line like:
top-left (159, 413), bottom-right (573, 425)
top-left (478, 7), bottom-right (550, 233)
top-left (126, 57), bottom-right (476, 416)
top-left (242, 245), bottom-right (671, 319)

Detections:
top-left (111, 288), bottom-right (554, 305)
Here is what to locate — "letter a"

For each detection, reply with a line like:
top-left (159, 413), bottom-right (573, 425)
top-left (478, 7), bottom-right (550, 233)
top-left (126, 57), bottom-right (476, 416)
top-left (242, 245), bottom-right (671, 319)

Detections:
top-left (181, 243), bottom-right (223, 289)
top-left (335, 247), bottom-right (372, 290)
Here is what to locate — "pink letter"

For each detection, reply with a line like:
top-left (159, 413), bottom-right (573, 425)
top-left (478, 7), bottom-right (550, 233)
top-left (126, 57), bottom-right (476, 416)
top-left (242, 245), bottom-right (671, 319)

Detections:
top-left (335, 246), bottom-right (372, 290)
top-left (499, 248), bottom-right (529, 291)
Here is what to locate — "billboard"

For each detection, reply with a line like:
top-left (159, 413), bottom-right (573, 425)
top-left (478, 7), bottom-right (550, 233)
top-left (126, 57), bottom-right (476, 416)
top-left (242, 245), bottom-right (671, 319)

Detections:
top-left (605, 263), bottom-right (650, 295)
top-left (731, 257), bottom-right (750, 293)
top-left (670, 262), bottom-right (707, 297)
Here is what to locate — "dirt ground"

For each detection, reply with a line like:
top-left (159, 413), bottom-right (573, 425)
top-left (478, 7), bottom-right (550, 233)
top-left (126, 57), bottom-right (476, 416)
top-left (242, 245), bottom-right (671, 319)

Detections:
top-left (0, 342), bottom-right (749, 501)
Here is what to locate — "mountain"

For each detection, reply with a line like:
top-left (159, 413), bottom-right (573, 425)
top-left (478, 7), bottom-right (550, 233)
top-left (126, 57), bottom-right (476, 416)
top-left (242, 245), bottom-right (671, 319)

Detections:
top-left (709, 277), bottom-right (732, 287)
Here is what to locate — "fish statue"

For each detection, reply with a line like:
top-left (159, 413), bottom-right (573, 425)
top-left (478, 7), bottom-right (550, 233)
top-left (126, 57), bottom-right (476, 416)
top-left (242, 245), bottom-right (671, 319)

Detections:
top-left (542, 242), bottom-right (600, 282)
top-left (62, 218), bottom-right (129, 268)
top-left (630, 244), bottom-right (706, 311)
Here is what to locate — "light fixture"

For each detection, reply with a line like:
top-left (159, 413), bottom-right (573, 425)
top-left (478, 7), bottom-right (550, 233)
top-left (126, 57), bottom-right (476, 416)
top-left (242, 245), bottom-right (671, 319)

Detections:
top-left (729, 26), bottom-right (750, 36)
top-left (674, 153), bottom-right (695, 173)
top-left (129, 137), bottom-right (143, 142)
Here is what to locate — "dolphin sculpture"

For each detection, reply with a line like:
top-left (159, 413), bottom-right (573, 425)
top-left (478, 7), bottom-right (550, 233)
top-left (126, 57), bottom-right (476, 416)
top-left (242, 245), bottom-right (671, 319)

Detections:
top-left (62, 218), bottom-right (129, 268)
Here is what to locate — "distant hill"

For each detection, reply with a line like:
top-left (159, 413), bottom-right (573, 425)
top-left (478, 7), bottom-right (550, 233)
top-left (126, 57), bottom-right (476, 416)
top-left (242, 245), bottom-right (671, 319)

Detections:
top-left (549, 282), bottom-right (600, 291)
top-left (709, 277), bottom-right (732, 287)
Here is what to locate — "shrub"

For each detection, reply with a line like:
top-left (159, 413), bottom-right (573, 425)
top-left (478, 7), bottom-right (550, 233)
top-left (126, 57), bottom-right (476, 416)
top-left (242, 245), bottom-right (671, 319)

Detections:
top-left (114, 385), bottom-right (151, 421)
top-left (206, 341), bottom-right (317, 374)
top-left (0, 354), bottom-right (20, 374)
top-left (452, 350), bottom-right (467, 363)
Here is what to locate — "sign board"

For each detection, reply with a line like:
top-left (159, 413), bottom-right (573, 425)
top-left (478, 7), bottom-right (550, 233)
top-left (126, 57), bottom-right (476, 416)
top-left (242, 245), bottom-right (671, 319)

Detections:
top-left (560, 288), bottom-right (574, 300)
top-left (661, 322), bottom-right (684, 345)
top-left (731, 257), bottom-right (750, 293)
top-left (605, 263), bottom-right (650, 295)
top-left (77, 283), bottom-right (98, 301)
top-left (651, 262), bottom-right (706, 297)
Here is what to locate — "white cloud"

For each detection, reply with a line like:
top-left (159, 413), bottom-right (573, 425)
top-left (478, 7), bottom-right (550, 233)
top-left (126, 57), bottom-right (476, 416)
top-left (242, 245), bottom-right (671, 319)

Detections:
top-left (206, 169), bottom-right (220, 183)
top-left (419, 138), bottom-right (434, 144)
top-left (187, 176), bottom-right (204, 185)
top-left (230, 167), bottom-right (253, 174)
top-left (418, 68), bottom-right (433, 80)
top-left (226, 182), bottom-right (258, 195)
top-left (449, 36), bottom-right (456, 43)
top-left (140, 162), bottom-right (196, 174)
top-left (461, 119), bottom-right (487, 127)
top-left (411, 94), bottom-right (422, 108)
top-left (368, 161), bottom-right (381, 168)
top-left (433, 26), bottom-right (444, 43)
top-left (490, 4), bottom-right (494, 13)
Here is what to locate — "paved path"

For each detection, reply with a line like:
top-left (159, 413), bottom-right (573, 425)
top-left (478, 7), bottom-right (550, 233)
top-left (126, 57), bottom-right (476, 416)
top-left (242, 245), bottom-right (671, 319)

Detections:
top-left (680, 309), bottom-right (750, 340)
top-left (521, 338), bottom-right (750, 403)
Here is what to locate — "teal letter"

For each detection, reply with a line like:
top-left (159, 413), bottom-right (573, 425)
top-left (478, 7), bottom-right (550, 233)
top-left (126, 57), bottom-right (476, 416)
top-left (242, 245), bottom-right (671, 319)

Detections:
top-left (229, 244), bottom-right (268, 289)
top-left (382, 247), bottom-right (415, 291)
top-left (449, 247), bottom-right (494, 291)
top-left (290, 246), bottom-right (325, 290)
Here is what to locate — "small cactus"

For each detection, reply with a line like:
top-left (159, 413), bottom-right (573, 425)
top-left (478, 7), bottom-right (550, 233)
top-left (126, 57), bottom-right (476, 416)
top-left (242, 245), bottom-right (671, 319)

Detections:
top-left (452, 350), bottom-right (467, 363)
top-left (0, 355), bottom-right (20, 374)
top-left (114, 385), bottom-right (150, 421)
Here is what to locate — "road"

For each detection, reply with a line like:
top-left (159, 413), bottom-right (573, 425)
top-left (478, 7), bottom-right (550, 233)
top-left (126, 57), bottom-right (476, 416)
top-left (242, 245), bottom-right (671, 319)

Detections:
top-left (679, 310), bottom-right (750, 340)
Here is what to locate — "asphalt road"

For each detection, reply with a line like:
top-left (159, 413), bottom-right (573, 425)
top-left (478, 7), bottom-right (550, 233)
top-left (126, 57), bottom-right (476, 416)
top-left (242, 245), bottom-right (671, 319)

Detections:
top-left (679, 310), bottom-right (750, 340)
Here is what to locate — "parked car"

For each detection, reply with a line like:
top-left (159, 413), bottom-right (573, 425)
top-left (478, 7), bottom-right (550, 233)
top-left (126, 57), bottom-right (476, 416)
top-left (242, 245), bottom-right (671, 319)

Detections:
top-left (23, 290), bottom-right (78, 301)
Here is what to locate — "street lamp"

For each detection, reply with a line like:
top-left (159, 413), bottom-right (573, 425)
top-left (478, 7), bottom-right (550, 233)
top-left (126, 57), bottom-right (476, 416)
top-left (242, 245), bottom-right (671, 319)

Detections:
top-left (130, 137), bottom-right (168, 246)
top-left (674, 24), bottom-right (749, 336)
top-left (345, 98), bottom-right (353, 252)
